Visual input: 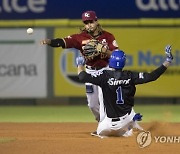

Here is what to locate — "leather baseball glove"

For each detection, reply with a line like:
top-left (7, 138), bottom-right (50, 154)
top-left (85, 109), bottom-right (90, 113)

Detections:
top-left (83, 39), bottom-right (106, 60)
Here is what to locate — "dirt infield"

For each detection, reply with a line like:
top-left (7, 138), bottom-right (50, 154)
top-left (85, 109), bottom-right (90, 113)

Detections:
top-left (0, 122), bottom-right (179, 154)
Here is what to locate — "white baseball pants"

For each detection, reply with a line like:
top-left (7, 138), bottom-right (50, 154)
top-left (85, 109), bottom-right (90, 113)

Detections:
top-left (97, 108), bottom-right (143, 137)
top-left (85, 66), bottom-right (109, 122)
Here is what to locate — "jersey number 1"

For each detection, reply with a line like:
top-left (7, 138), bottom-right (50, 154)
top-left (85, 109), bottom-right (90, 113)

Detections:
top-left (116, 86), bottom-right (124, 104)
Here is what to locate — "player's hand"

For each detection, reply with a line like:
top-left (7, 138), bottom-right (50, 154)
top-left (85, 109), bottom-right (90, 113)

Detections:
top-left (76, 56), bottom-right (85, 66)
top-left (165, 45), bottom-right (173, 63)
top-left (40, 39), bottom-right (51, 45)
top-left (133, 113), bottom-right (143, 121)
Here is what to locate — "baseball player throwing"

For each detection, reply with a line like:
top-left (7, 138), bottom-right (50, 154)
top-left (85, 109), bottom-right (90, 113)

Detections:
top-left (76, 45), bottom-right (173, 137)
top-left (40, 11), bottom-right (119, 131)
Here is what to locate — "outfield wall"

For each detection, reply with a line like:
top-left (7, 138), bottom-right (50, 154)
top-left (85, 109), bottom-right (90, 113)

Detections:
top-left (0, 28), bottom-right (47, 98)
top-left (0, 19), bottom-right (179, 99)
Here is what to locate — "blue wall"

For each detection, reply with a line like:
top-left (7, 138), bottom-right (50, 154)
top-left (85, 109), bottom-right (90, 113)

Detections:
top-left (0, 0), bottom-right (179, 20)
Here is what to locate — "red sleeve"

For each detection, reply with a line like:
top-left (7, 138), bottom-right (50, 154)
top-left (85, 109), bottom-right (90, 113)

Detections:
top-left (63, 34), bottom-right (82, 50)
top-left (107, 33), bottom-right (119, 51)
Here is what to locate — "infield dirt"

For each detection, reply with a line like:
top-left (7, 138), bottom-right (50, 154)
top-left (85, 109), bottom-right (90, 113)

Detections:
top-left (0, 122), bottom-right (179, 154)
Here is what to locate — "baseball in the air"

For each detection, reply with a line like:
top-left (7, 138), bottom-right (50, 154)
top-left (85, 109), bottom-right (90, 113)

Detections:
top-left (27, 28), bottom-right (33, 35)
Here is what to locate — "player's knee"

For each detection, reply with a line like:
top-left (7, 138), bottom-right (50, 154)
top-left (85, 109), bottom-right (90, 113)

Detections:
top-left (87, 103), bottom-right (98, 110)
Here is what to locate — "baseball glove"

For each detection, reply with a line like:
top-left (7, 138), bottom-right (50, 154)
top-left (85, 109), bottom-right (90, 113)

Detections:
top-left (83, 39), bottom-right (105, 60)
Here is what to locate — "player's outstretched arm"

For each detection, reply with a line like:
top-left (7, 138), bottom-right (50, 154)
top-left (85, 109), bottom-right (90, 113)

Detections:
top-left (40, 39), bottom-right (51, 45)
top-left (76, 56), bottom-right (102, 85)
top-left (134, 45), bottom-right (173, 84)
top-left (40, 38), bottom-right (65, 48)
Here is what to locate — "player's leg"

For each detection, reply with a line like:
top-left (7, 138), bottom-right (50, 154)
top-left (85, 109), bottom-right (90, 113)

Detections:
top-left (98, 65), bottom-right (110, 122)
top-left (97, 116), bottom-right (125, 137)
top-left (117, 108), bottom-right (143, 136)
top-left (98, 86), bottom-right (106, 122)
top-left (85, 83), bottom-right (100, 122)
top-left (97, 116), bottom-right (111, 136)
top-left (123, 108), bottom-right (143, 130)
top-left (97, 108), bottom-right (143, 137)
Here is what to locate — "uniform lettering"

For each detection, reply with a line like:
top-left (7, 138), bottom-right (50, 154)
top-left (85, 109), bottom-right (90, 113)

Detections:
top-left (91, 71), bottom-right (103, 77)
top-left (101, 39), bottom-right (107, 45)
top-left (108, 78), bottom-right (131, 85)
top-left (139, 72), bottom-right (144, 79)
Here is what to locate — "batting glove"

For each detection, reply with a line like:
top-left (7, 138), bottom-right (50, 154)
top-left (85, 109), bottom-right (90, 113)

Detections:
top-left (76, 56), bottom-right (85, 66)
top-left (133, 113), bottom-right (143, 121)
top-left (165, 45), bottom-right (173, 63)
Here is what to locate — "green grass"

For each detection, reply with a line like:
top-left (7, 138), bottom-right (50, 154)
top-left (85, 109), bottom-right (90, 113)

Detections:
top-left (134, 104), bottom-right (180, 123)
top-left (0, 105), bottom-right (179, 123)
top-left (0, 106), bottom-right (94, 122)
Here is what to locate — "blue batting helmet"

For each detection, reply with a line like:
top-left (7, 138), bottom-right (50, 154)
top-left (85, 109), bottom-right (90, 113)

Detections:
top-left (109, 50), bottom-right (126, 69)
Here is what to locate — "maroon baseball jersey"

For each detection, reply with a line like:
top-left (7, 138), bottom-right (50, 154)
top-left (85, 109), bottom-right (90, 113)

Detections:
top-left (63, 31), bottom-right (118, 68)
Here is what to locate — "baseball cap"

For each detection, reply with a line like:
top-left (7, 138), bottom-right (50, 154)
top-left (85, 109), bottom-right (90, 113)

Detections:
top-left (82, 11), bottom-right (98, 22)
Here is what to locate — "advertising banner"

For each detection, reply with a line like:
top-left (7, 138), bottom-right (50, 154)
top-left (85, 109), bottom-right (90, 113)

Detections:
top-left (54, 27), bottom-right (180, 97)
top-left (0, 0), bottom-right (179, 19)
top-left (0, 28), bottom-right (47, 98)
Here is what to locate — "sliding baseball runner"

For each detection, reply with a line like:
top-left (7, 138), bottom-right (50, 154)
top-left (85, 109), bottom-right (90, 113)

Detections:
top-left (76, 45), bottom-right (173, 137)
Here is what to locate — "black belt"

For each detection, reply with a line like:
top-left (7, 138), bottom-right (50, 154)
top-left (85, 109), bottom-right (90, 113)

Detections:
top-left (112, 118), bottom-right (120, 122)
top-left (111, 110), bottom-right (132, 122)
top-left (86, 65), bottom-right (104, 70)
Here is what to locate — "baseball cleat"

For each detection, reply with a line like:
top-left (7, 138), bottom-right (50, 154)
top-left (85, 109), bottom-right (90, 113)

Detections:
top-left (90, 131), bottom-right (98, 136)
top-left (90, 131), bottom-right (106, 138)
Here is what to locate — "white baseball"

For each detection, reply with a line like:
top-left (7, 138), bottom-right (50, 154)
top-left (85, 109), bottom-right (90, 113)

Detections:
top-left (27, 28), bottom-right (33, 35)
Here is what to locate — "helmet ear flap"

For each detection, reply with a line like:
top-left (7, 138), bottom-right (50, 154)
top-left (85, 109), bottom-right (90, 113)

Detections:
top-left (109, 50), bottom-right (126, 69)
